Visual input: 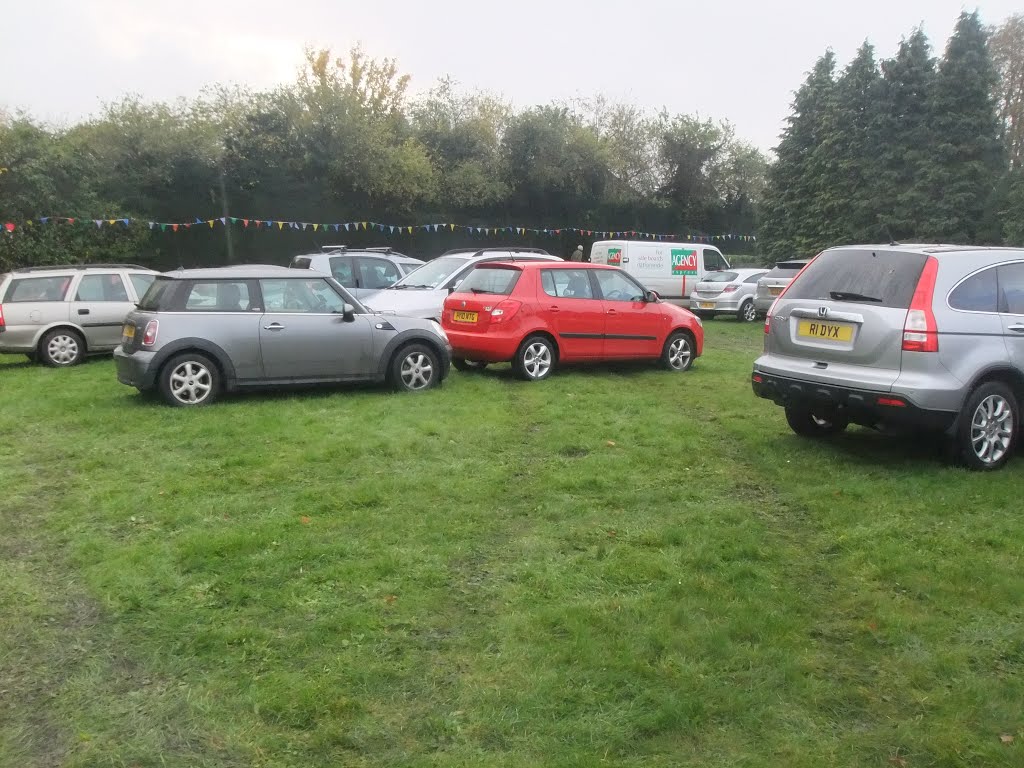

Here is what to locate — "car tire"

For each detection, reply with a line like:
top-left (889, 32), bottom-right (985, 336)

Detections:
top-left (954, 382), bottom-right (1017, 471)
top-left (158, 352), bottom-right (220, 407)
top-left (784, 405), bottom-right (848, 437)
top-left (738, 300), bottom-right (757, 323)
top-left (391, 343), bottom-right (441, 392)
top-left (661, 331), bottom-right (695, 372)
top-left (39, 328), bottom-right (85, 367)
top-left (452, 357), bottom-right (488, 372)
top-left (513, 335), bottom-right (555, 381)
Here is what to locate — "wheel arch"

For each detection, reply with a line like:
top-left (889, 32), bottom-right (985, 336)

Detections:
top-left (37, 323), bottom-right (90, 353)
top-left (518, 329), bottom-right (560, 362)
top-left (151, 339), bottom-right (238, 390)
top-left (948, 365), bottom-right (1024, 436)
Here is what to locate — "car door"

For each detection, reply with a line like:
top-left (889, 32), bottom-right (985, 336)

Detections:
top-left (593, 269), bottom-right (664, 359)
top-left (258, 277), bottom-right (374, 380)
top-left (70, 273), bottom-right (134, 350)
top-left (356, 257), bottom-right (402, 296)
top-left (536, 268), bottom-right (605, 360)
top-left (997, 262), bottom-right (1024, 372)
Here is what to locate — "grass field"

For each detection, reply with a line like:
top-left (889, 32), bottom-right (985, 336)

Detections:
top-left (1, 320), bottom-right (1022, 767)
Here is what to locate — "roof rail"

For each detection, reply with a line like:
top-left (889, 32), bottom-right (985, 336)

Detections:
top-left (321, 245), bottom-right (347, 252)
top-left (472, 247), bottom-right (551, 258)
top-left (13, 263), bottom-right (151, 273)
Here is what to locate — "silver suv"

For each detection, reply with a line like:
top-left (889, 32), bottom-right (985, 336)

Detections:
top-left (288, 246), bottom-right (424, 299)
top-left (752, 244), bottom-right (1024, 470)
top-left (0, 264), bottom-right (159, 366)
top-left (114, 267), bottom-right (451, 406)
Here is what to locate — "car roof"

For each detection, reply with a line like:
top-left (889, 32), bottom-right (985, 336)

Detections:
top-left (724, 267), bottom-right (768, 277)
top-left (824, 244), bottom-right (1024, 257)
top-left (10, 263), bottom-right (156, 274)
top-left (160, 267), bottom-right (326, 280)
top-left (479, 261), bottom-right (617, 271)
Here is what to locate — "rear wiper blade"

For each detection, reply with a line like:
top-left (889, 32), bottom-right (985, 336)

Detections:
top-left (829, 291), bottom-right (882, 303)
top-left (470, 288), bottom-right (496, 294)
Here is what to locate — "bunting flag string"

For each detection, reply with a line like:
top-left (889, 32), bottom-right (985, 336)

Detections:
top-left (1, 214), bottom-right (757, 243)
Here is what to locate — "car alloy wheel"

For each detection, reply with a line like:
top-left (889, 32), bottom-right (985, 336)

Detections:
top-left (662, 332), bottom-right (694, 372)
top-left (958, 382), bottom-right (1015, 473)
top-left (740, 300), bottom-right (756, 323)
top-left (400, 350), bottom-right (435, 390)
top-left (168, 360), bottom-right (215, 405)
top-left (522, 341), bottom-right (552, 379)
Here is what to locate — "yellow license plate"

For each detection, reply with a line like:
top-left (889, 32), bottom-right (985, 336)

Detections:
top-left (769, 286), bottom-right (783, 296)
top-left (797, 319), bottom-right (854, 342)
top-left (123, 324), bottom-right (135, 339)
top-left (452, 311), bottom-right (478, 323)
top-left (698, 302), bottom-right (715, 309)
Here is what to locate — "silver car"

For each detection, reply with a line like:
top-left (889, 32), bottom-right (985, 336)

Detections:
top-left (689, 268), bottom-right (768, 322)
top-left (0, 264), bottom-right (159, 366)
top-left (752, 244), bottom-right (1024, 470)
top-left (753, 260), bottom-right (810, 317)
top-left (288, 246), bottom-right (424, 299)
top-left (363, 248), bottom-right (561, 320)
top-left (114, 267), bottom-right (451, 406)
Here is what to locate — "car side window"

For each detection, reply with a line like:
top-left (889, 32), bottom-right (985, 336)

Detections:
top-left (595, 270), bottom-right (646, 302)
top-left (130, 274), bottom-right (156, 299)
top-left (329, 256), bottom-right (356, 288)
top-left (5, 276), bottom-right (71, 302)
top-left (998, 263), bottom-right (1024, 315)
top-left (541, 269), bottom-right (594, 299)
top-left (704, 250), bottom-right (727, 272)
top-left (261, 278), bottom-right (346, 313)
top-left (949, 268), bottom-right (998, 313)
top-left (76, 274), bottom-right (129, 302)
top-left (358, 258), bottom-right (401, 290)
top-left (744, 273), bottom-right (766, 284)
top-left (185, 281), bottom-right (251, 311)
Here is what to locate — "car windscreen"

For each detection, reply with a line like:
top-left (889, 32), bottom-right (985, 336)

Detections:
top-left (392, 256), bottom-right (469, 289)
top-left (701, 271), bottom-right (738, 283)
top-left (784, 249), bottom-right (928, 309)
top-left (137, 276), bottom-right (176, 311)
top-left (457, 266), bottom-right (522, 295)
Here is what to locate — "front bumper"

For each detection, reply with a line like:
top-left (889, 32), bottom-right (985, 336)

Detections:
top-left (751, 370), bottom-right (957, 432)
top-left (114, 347), bottom-right (158, 389)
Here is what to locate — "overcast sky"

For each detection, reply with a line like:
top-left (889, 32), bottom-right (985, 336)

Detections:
top-left (2, 1), bottom-right (1019, 152)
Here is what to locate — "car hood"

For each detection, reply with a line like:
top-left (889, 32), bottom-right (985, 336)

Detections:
top-left (361, 288), bottom-right (448, 320)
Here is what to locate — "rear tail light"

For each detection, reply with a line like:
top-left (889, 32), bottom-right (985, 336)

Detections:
top-left (877, 396), bottom-right (907, 407)
top-left (902, 257), bottom-right (939, 353)
top-left (142, 320), bottom-right (159, 346)
top-left (0, 304), bottom-right (5, 331)
top-left (489, 300), bottom-right (521, 323)
top-left (722, 285), bottom-right (738, 293)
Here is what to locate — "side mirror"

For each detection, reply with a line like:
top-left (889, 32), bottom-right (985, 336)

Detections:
top-left (342, 303), bottom-right (355, 322)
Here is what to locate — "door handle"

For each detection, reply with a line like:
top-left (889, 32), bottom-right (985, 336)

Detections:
top-left (1009, 325), bottom-right (1024, 333)
top-left (606, 309), bottom-right (617, 315)
top-left (78, 309), bottom-right (90, 315)
top-left (548, 306), bottom-right (560, 312)
top-left (263, 323), bottom-right (285, 331)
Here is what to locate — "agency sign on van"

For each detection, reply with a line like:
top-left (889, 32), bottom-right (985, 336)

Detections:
top-left (589, 240), bottom-right (730, 305)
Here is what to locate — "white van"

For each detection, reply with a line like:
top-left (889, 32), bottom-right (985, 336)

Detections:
top-left (589, 240), bottom-right (730, 306)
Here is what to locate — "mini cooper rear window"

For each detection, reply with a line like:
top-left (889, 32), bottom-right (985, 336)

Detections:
top-left (457, 266), bottom-right (521, 295)
top-left (784, 249), bottom-right (927, 309)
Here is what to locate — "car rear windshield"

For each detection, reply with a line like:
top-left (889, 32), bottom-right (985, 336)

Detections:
top-left (137, 276), bottom-right (176, 311)
top-left (784, 249), bottom-right (928, 309)
top-left (764, 263), bottom-right (806, 278)
top-left (702, 271), bottom-right (738, 283)
top-left (457, 266), bottom-right (522, 295)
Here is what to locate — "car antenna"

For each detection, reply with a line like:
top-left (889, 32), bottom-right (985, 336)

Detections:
top-left (883, 224), bottom-right (899, 247)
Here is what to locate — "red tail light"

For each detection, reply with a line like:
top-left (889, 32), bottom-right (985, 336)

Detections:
top-left (902, 257), bottom-right (939, 353)
top-left (722, 285), bottom-right (738, 293)
top-left (489, 300), bottom-right (521, 324)
top-left (142, 320), bottom-right (159, 346)
top-left (0, 304), bottom-right (5, 331)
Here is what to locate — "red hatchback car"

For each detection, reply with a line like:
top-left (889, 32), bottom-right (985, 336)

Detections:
top-left (441, 262), bottom-right (704, 380)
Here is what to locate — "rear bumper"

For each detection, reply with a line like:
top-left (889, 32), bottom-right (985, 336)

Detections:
top-left (445, 328), bottom-right (521, 362)
top-left (690, 296), bottom-right (744, 312)
top-left (114, 347), bottom-right (158, 389)
top-left (753, 296), bottom-right (775, 313)
top-left (751, 370), bottom-right (957, 432)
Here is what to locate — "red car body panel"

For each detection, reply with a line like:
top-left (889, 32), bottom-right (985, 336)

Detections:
top-left (441, 262), bottom-right (704, 365)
